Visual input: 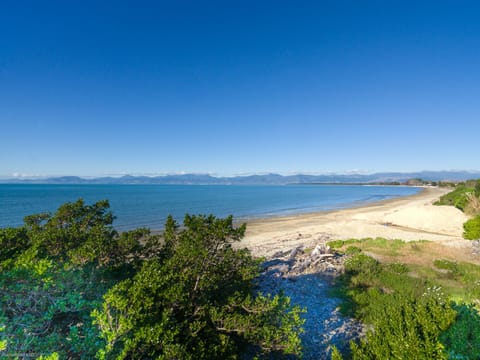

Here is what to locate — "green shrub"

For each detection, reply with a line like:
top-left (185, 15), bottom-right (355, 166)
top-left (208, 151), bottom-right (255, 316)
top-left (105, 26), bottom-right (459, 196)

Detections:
top-left (345, 246), bottom-right (362, 255)
top-left (93, 214), bottom-right (304, 359)
top-left (1, 201), bottom-right (304, 359)
top-left (440, 304), bottom-right (480, 359)
top-left (0, 227), bottom-right (30, 262)
top-left (344, 253), bottom-right (379, 275)
top-left (334, 254), bottom-right (464, 359)
top-left (435, 180), bottom-right (480, 214)
top-left (435, 184), bottom-right (470, 210)
top-left (350, 288), bottom-right (455, 359)
top-left (463, 215), bottom-right (480, 240)
top-left (0, 261), bottom-right (108, 358)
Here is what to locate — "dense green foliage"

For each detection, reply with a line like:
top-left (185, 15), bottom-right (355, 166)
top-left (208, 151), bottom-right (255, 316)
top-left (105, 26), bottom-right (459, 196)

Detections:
top-left (440, 303), bottom-right (480, 359)
top-left (333, 252), bottom-right (480, 359)
top-left (0, 200), bottom-right (159, 359)
top-left (434, 180), bottom-right (480, 215)
top-left (463, 215), bottom-right (480, 240)
top-left (0, 201), bottom-right (303, 359)
top-left (92, 214), bottom-right (304, 359)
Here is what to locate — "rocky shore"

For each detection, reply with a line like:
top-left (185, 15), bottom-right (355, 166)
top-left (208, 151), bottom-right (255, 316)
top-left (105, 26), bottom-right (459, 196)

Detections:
top-left (257, 242), bottom-right (365, 359)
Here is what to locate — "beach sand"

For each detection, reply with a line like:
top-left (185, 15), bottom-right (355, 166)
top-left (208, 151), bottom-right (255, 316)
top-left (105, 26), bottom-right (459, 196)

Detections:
top-left (239, 187), bottom-right (470, 257)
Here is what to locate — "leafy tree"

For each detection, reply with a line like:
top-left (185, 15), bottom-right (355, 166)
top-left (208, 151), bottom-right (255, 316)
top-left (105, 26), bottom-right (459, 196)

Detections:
top-left (0, 227), bottom-right (30, 262)
top-left (0, 258), bottom-right (108, 358)
top-left (23, 199), bottom-right (117, 264)
top-left (0, 199), bottom-right (160, 358)
top-left (1, 201), bottom-right (302, 359)
top-left (93, 214), bottom-right (304, 359)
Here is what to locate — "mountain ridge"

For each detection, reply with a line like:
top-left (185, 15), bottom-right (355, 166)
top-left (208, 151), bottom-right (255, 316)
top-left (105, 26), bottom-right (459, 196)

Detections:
top-left (2, 171), bottom-right (480, 185)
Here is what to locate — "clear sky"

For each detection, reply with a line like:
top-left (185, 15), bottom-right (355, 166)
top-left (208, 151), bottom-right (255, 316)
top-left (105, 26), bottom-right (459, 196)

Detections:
top-left (1, 1), bottom-right (479, 178)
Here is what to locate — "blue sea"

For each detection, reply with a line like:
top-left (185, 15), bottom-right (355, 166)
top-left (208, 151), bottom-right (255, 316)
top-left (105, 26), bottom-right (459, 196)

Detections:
top-left (0, 184), bottom-right (420, 231)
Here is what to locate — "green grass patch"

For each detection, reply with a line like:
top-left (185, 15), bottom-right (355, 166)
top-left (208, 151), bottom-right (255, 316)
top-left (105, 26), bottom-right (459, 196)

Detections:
top-left (328, 237), bottom-right (408, 256)
top-left (328, 239), bottom-right (361, 249)
top-left (432, 259), bottom-right (480, 302)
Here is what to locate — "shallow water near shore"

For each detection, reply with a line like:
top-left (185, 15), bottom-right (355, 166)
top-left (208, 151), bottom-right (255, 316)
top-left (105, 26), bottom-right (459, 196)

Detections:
top-left (0, 184), bottom-right (420, 230)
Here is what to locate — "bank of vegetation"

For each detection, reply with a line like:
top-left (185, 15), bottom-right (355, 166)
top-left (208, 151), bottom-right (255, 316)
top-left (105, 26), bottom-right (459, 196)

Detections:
top-left (0, 200), bottom-right (303, 359)
top-left (329, 238), bottom-right (480, 359)
top-left (435, 179), bottom-right (480, 240)
top-left (1, 193), bottom-right (479, 359)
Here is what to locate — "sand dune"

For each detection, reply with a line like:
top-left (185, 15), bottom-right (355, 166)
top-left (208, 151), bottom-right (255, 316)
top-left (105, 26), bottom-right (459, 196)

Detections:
top-left (239, 187), bottom-right (470, 257)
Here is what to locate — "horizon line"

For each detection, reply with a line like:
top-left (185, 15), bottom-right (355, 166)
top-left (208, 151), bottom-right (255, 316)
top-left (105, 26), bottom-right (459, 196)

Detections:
top-left (2, 169), bottom-right (480, 181)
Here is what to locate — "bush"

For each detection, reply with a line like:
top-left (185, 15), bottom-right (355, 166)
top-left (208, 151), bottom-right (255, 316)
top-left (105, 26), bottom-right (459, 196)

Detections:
top-left (92, 214), bottom-right (304, 359)
top-left (1, 201), bottom-right (304, 359)
top-left (440, 303), bottom-right (480, 359)
top-left (350, 288), bottom-right (455, 359)
top-left (334, 254), bottom-right (460, 359)
top-left (0, 227), bottom-right (30, 262)
top-left (345, 246), bottom-right (362, 255)
top-left (344, 253), bottom-right (379, 275)
top-left (435, 180), bottom-right (480, 215)
top-left (463, 215), bottom-right (480, 240)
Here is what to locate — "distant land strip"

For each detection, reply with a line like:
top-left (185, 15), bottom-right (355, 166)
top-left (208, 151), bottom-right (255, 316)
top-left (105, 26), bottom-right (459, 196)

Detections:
top-left (2, 171), bottom-right (480, 185)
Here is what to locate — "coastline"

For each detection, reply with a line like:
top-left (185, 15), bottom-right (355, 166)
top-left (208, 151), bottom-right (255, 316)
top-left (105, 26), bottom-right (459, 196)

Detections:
top-left (239, 187), bottom-right (470, 257)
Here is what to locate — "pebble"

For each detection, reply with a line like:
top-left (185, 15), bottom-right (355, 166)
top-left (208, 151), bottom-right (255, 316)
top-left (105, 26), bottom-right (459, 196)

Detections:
top-left (257, 243), bottom-right (365, 359)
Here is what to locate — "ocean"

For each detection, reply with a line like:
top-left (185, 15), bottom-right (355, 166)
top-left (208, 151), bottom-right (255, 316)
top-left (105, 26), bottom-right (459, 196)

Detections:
top-left (0, 184), bottom-right (420, 231)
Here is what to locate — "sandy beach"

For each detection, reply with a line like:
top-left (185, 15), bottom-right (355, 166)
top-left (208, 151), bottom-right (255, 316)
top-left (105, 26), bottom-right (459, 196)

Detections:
top-left (239, 187), bottom-right (470, 257)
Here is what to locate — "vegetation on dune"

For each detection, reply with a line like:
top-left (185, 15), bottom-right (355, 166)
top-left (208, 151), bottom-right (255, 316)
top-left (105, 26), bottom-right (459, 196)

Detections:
top-left (330, 241), bottom-right (480, 360)
top-left (463, 215), bottom-right (480, 240)
top-left (434, 179), bottom-right (480, 240)
top-left (0, 200), bottom-right (303, 359)
top-left (435, 179), bottom-right (480, 215)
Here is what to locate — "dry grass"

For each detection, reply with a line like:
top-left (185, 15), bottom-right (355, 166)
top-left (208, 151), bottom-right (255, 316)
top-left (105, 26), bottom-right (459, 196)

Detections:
top-left (337, 239), bottom-right (480, 267)
top-left (333, 238), bottom-right (480, 303)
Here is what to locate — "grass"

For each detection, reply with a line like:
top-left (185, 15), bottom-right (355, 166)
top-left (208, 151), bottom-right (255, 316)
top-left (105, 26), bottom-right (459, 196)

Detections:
top-left (329, 237), bottom-right (429, 258)
top-left (329, 237), bottom-right (480, 304)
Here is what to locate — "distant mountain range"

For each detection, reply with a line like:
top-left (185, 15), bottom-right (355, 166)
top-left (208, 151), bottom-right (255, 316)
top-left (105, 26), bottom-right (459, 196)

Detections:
top-left (2, 171), bottom-right (480, 185)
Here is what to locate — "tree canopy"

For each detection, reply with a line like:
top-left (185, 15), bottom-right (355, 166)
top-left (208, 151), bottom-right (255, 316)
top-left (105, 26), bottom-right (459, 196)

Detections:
top-left (0, 200), bottom-right (303, 359)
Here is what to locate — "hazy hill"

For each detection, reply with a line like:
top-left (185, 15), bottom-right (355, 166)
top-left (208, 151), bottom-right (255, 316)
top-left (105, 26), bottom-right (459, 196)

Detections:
top-left (3, 171), bottom-right (480, 185)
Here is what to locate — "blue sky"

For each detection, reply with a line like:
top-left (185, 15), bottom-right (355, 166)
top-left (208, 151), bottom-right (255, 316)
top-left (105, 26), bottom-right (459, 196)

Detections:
top-left (1, 1), bottom-right (479, 177)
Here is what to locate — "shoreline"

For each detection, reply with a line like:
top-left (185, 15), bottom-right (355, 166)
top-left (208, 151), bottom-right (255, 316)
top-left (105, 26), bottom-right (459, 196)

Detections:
top-left (234, 185), bottom-right (424, 223)
top-left (239, 187), bottom-right (470, 257)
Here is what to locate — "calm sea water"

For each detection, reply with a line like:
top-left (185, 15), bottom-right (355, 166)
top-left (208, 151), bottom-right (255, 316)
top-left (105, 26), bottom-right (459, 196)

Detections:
top-left (0, 184), bottom-right (420, 231)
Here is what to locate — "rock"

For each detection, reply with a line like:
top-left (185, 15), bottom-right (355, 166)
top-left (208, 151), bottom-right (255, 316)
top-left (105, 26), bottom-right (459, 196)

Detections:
top-left (257, 246), bottom-right (365, 359)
